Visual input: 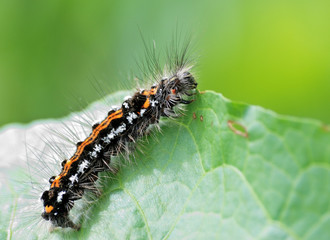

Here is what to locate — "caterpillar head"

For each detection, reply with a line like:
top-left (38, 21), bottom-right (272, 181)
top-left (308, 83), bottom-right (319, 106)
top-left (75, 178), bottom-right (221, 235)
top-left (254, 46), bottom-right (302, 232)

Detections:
top-left (168, 70), bottom-right (197, 95)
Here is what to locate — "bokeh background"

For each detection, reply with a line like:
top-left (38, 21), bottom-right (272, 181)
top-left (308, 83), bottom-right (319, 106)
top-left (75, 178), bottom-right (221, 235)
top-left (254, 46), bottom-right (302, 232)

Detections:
top-left (0, 0), bottom-right (329, 127)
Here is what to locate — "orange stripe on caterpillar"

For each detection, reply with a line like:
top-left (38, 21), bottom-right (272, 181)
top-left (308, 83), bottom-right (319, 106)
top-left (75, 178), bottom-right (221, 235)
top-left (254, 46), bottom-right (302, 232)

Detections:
top-left (142, 98), bottom-right (150, 109)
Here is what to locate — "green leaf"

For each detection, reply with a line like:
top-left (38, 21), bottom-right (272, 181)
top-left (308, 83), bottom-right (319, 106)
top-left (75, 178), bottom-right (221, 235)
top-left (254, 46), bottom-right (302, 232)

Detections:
top-left (1, 91), bottom-right (329, 240)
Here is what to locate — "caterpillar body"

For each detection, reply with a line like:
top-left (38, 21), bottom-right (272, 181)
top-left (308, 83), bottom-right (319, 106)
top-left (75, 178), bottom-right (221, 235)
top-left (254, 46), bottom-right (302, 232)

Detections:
top-left (40, 52), bottom-right (198, 230)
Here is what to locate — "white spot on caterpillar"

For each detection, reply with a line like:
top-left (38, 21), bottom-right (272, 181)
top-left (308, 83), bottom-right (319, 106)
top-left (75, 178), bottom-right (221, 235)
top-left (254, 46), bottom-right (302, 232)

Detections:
top-left (90, 151), bottom-right (98, 158)
top-left (127, 112), bottom-right (138, 124)
top-left (140, 109), bottom-right (146, 117)
top-left (69, 174), bottom-right (78, 185)
top-left (78, 160), bottom-right (89, 173)
top-left (115, 123), bottom-right (126, 134)
top-left (89, 144), bottom-right (102, 158)
top-left (94, 144), bottom-right (102, 153)
top-left (102, 123), bottom-right (126, 143)
top-left (57, 191), bottom-right (66, 203)
top-left (102, 137), bottom-right (109, 143)
top-left (150, 100), bottom-right (159, 107)
top-left (103, 132), bottom-right (115, 143)
top-left (123, 102), bottom-right (129, 109)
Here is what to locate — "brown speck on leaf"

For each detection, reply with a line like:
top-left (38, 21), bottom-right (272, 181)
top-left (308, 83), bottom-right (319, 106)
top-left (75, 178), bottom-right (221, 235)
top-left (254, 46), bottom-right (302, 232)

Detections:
top-left (200, 115), bottom-right (203, 122)
top-left (227, 120), bottom-right (248, 138)
top-left (193, 112), bottom-right (197, 119)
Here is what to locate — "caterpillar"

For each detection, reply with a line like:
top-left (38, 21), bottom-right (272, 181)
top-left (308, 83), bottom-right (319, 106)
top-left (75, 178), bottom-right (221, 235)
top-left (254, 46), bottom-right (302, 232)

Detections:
top-left (38, 41), bottom-right (198, 230)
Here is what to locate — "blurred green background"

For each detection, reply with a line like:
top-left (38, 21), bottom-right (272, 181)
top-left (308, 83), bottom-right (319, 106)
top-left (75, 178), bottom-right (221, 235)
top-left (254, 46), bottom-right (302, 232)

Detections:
top-left (0, 0), bottom-right (329, 127)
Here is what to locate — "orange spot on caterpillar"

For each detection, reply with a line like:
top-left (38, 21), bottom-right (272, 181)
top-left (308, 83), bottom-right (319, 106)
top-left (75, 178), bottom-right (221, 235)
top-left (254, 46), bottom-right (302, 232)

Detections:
top-left (52, 176), bottom-right (61, 187)
top-left (192, 112), bottom-right (197, 119)
top-left (141, 87), bottom-right (157, 110)
top-left (227, 120), bottom-right (248, 138)
top-left (150, 87), bottom-right (157, 95)
top-left (171, 89), bottom-right (176, 94)
top-left (142, 90), bottom-right (149, 96)
top-left (143, 98), bottom-right (150, 109)
top-left (142, 86), bottom-right (158, 96)
top-left (200, 115), bottom-right (203, 121)
top-left (45, 205), bottom-right (54, 213)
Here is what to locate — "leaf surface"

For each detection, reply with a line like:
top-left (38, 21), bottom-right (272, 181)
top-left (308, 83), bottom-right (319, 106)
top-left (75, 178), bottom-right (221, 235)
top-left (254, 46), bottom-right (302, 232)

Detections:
top-left (0, 91), bottom-right (329, 240)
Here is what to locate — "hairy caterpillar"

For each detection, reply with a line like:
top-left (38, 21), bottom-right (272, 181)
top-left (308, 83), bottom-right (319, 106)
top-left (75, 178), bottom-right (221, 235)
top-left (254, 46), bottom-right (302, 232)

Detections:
top-left (35, 40), bottom-right (198, 230)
